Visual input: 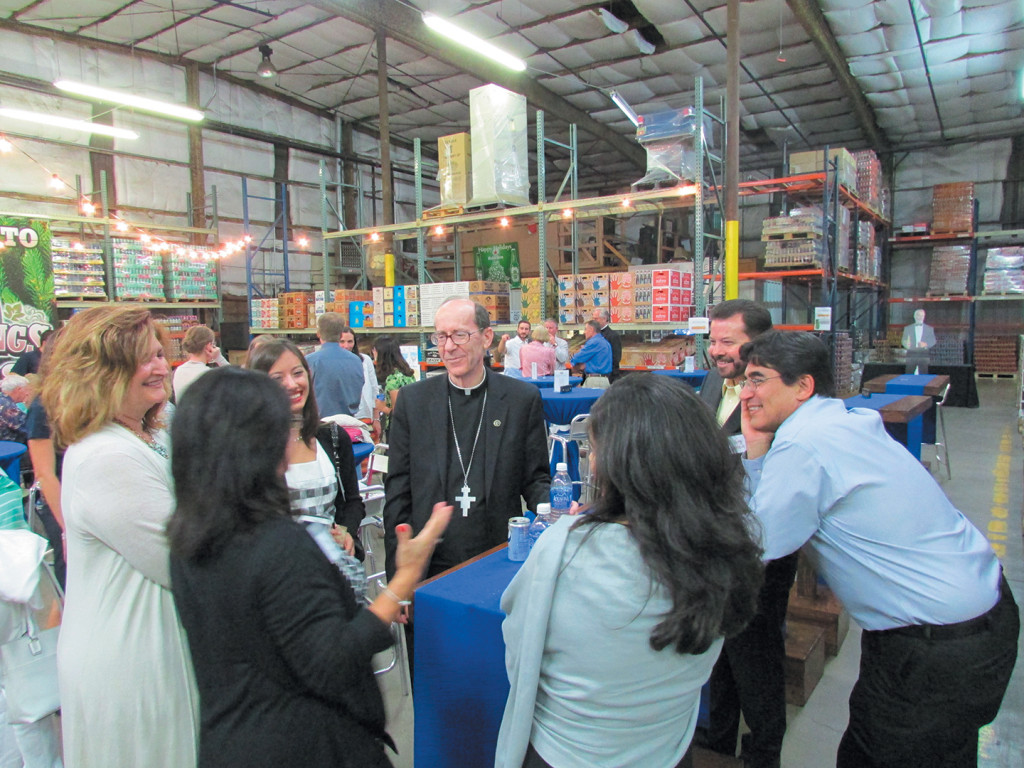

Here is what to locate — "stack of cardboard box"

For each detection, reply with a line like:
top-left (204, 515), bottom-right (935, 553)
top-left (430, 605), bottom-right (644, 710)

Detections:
top-left (372, 285), bottom-right (421, 328)
top-left (789, 148), bottom-right (857, 193)
top-left (279, 292), bottom-right (313, 329)
top-left (437, 133), bottom-right (472, 207)
top-left (853, 150), bottom-right (882, 213)
top-left (250, 298), bottom-right (279, 329)
top-left (932, 182), bottom-right (974, 233)
top-left (650, 265), bottom-right (693, 323)
top-left (519, 277), bottom-right (556, 324)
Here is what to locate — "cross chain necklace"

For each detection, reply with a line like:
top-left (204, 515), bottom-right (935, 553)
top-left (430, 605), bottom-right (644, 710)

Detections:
top-left (448, 389), bottom-right (487, 517)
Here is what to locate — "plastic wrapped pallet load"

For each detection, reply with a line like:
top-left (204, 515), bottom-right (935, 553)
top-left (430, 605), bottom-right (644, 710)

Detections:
top-left (469, 84), bottom-right (530, 207)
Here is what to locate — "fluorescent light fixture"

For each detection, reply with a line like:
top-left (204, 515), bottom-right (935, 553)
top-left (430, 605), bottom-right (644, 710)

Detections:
top-left (54, 80), bottom-right (204, 122)
top-left (423, 13), bottom-right (527, 72)
top-left (609, 91), bottom-right (640, 127)
top-left (0, 108), bottom-right (139, 139)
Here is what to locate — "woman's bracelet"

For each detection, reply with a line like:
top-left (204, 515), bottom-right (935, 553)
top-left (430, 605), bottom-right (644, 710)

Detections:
top-left (381, 587), bottom-right (411, 606)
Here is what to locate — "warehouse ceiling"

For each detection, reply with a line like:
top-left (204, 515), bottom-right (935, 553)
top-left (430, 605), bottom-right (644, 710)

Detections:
top-left (1, 0), bottom-right (1022, 196)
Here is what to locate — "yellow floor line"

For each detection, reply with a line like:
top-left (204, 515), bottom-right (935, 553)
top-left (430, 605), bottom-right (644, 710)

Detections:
top-left (987, 426), bottom-right (1013, 559)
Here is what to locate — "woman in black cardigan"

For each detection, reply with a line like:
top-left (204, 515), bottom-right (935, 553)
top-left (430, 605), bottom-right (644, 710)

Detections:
top-left (247, 338), bottom-right (366, 563)
top-left (169, 367), bottom-right (451, 767)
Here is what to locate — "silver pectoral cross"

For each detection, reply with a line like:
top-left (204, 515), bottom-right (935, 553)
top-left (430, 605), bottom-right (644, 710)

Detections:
top-left (456, 484), bottom-right (476, 516)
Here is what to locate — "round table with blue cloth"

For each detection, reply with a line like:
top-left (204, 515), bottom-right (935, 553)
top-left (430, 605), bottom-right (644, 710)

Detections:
top-left (538, 387), bottom-right (604, 425)
top-left (0, 440), bottom-right (27, 483)
top-left (648, 369), bottom-right (707, 391)
top-left (520, 376), bottom-right (583, 389)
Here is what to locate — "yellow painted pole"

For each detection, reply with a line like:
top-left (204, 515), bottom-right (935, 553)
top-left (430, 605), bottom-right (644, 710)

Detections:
top-left (725, 219), bottom-right (739, 299)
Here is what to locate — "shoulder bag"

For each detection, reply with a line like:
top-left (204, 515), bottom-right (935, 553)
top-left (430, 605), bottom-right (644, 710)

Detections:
top-left (0, 612), bottom-right (60, 723)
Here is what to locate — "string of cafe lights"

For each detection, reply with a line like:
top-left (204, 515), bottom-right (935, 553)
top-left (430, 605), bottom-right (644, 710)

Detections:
top-left (0, 133), bottom-right (312, 259)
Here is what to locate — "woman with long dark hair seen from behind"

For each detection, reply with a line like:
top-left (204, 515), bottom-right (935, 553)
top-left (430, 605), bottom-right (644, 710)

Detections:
top-left (169, 367), bottom-right (451, 767)
top-left (371, 334), bottom-right (415, 439)
top-left (496, 374), bottom-right (764, 768)
top-left (42, 306), bottom-right (198, 767)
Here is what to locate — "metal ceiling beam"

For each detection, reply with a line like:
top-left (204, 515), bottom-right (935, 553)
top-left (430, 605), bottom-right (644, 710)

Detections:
top-left (786, 0), bottom-right (891, 154)
top-left (309, 0), bottom-right (647, 170)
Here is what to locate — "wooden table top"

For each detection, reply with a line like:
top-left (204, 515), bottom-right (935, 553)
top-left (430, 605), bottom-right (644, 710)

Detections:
top-left (844, 393), bottom-right (934, 423)
top-left (861, 374), bottom-right (950, 396)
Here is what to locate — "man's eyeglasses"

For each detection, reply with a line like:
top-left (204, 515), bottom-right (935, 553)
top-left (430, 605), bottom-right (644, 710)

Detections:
top-left (740, 374), bottom-right (782, 392)
top-left (430, 330), bottom-right (480, 346)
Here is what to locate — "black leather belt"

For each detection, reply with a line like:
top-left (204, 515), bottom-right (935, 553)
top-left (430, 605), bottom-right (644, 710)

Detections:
top-left (876, 575), bottom-right (1009, 641)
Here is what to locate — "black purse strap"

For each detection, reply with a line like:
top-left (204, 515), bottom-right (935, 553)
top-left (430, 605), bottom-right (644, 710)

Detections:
top-left (328, 422), bottom-right (346, 503)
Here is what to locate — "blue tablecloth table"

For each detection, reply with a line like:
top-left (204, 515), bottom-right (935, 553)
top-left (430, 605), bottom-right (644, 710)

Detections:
top-left (538, 386), bottom-right (603, 425)
top-left (520, 375), bottom-right (583, 389)
top-left (414, 544), bottom-right (709, 768)
top-left (0, 441), bottom-right (26, 482)
top-left (861, 374), bottom-right (950, 444)
top-left (415, 546), bottom-right (523, 768)
top-left (649, 369), bottom-right (708, 391)
top-left (843, 393), bottom-right (933, 460)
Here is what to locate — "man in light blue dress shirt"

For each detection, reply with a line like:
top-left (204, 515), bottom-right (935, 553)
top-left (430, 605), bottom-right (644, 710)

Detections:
top-left (738, 330), bottom-right (1018, 768)
top-left (306, 312), bottom-right (364, 417)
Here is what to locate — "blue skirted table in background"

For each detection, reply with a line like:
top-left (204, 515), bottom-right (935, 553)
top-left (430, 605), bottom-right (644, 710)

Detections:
top-left (842, 393), bottom-right (933, 460)
top-left (520, 375), bottom-right (583, 389)
top-left (861, 374), bottom-right (950, 443)
top-left (538, 387), bottom-right (604, 425)
top-left (649, 369), bottom-right (707, 391)
top-left (0, 441), bottom-right (27, 483)
top-left (414, 544), bottom-right (709, 768)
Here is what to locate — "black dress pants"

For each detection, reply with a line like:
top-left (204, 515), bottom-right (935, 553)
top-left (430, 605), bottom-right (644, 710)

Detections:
top-left (837, 576), bottom-right (1019, 768)
top-left (703, 552), bottom-right (799, 768)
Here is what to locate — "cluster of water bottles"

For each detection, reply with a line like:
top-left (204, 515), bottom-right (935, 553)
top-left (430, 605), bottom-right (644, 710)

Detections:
top-left (508, 463), bottom-right (573, 561)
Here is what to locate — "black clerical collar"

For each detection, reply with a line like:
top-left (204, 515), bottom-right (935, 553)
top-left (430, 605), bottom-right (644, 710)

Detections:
top-left (448, 369), bottom-right (488, 395)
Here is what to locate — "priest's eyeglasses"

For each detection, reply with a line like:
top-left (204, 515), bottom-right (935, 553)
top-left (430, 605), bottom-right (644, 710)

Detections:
top-left (740, 374), bottom-right (782, 391)
top-left (430, 330), bottom-right (481, 346)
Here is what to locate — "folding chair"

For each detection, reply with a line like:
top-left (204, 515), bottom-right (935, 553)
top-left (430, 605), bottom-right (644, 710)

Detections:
top-left (362, 443), bottom-right (389, 487)
top-left (356, 480), bottom-right (411, 696)
top-left (931, 382), bottom-right (952, 480)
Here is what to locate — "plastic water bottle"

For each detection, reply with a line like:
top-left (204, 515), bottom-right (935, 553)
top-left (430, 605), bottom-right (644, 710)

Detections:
top-left (549, 462), bottom-right (573, 518)
top-left (528, 503), bottom-right (556, 548)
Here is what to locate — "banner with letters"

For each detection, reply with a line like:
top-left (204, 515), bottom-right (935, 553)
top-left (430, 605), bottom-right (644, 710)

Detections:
top-left (0, 217), bottom-right (56, 374)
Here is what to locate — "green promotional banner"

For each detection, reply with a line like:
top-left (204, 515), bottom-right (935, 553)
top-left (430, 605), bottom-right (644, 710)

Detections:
top-left (473, 241), bottom-right (521, 288)
top-left (0, 217), bottom-right (56, 374)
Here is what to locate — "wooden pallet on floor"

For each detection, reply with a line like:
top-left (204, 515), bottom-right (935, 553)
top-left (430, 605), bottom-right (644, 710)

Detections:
top-left (784, 620), bottom-right (826, 706)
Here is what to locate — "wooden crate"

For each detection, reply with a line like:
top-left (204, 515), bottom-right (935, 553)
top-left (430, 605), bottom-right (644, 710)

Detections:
top-left (784, 621), bottom-right (826, 706)
top-left (787, 583), bottom-right (850, 657)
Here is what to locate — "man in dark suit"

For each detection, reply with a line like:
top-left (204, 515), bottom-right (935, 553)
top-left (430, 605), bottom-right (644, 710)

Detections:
top-left (697, 299), bottom-right (798, 768)
top-left (384, 297), bottom-right (550, 580)
top-left (592, 308), bottom-right (622, 382)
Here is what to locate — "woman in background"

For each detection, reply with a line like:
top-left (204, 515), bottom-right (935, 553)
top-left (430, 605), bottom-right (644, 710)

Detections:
top-left (25, 331), bottom-right (65, 590)
top-left (339, 326), bottom-right (380, 427)
top-left (42, 306), bottom-right (197, 767)
top-left (518, 328), bottom-right (557, 378)
top-left (371, 335), bottom-right (415, 439)
top-left (246, 338), bottom-right (366, 565)
top-left (169, 367), bottom-right (450, 767)
top-left (497, 375), bottom-right (764, 768)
